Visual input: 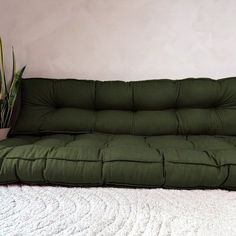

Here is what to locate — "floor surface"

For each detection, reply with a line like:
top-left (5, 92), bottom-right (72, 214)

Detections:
top-left (0, 186), bottom-right (235, 236)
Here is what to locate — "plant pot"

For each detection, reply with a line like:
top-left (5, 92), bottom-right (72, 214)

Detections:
top-left (0, 128), bottom-right (10, 141)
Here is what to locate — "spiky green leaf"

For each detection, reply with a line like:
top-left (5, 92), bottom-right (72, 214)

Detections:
top-left (5, 66), bottom-right (26, 127)
top-left (9, 47), bottom-right (16, 89)
top-left (0, 36), bottom-right (26, 128)
top-left (0, 37), bottom-right (8, 97)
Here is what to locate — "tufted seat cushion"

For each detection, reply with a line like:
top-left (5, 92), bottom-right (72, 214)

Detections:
top-left (1, 133), bottom-right (236, 189)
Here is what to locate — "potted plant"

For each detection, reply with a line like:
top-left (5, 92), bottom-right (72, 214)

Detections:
top-left (0, 37), bottom-right (26, 140)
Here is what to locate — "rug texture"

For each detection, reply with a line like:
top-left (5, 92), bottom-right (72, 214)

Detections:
top-left (0, 186), bottom-right (236, 236)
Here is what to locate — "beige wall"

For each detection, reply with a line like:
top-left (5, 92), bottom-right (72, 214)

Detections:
top-left (0, 0), bottom-right (236, 81)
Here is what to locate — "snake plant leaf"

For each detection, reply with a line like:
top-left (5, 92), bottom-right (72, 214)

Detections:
top-left (5, 66), bottom-right (26, 127)
top-left (0, 70), bottom-right (2, 100)
top-left (0, 37), bottom-right (26, 128)
top-left (9, 50), bottom-right (19, 94)
top-left (0, 37), bottom-right (8, 98)
top-left (9, 66), bottom-right (25, 98)
top-left (9, 47), bottom-right (16, 90)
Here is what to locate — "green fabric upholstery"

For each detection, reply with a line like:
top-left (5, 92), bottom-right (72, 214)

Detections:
top-left (13, 77), bottom-right (236, 135)
top-left (1, 77), bottom-right (236, 189)
top-left (0, 134), bottom-right (236, 189)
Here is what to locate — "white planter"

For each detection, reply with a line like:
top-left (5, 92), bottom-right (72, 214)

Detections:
top-left (0, 128), bottom-right (10, 141)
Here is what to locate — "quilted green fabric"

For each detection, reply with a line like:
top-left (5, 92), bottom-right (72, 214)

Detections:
top-left (13, 77), bottom-right (236, 135)
top-left (1, 77), bottom-right (236, 189)
top-left (0, 134), bottom-right (236, 189)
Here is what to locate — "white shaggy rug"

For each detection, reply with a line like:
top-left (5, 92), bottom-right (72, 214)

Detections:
top-left (0, 186), bottom-right (236, 236)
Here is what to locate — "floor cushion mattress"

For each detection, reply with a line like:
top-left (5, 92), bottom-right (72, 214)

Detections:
top-left (0, 133), bottom-right (236, 189)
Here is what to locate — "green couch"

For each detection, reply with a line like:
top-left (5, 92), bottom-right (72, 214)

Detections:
top-left (1, 77), bottom-right (236, 189)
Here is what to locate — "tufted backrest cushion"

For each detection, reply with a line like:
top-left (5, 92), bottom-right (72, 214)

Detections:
top-left (13, 77), bottom-right (236, 136)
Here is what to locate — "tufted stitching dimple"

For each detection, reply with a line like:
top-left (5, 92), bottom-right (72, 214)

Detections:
top-left (203, 150), bottom-right (218, 167)
top-left (97, 148), bottom-right (104, 185)
top-left (220, 165), bottom-right (230, 187)
top-left (185, 136), bottom-right (196, 149)
top-left (42, 154), bottom-right (48, 183)
top-left (175, 110), bottom-right (182, 135)
top-left (214, 109), bottom-right (224, 134)
top-left (14, 159), bottom-right (20, 183)
top-left (38, 107), bottom-right (57, 133)
top-left (176, 80), bottom-right (183, 135)
top-left (42, 147), bottom-right (56, 184)
top-left (144, 136), bottom-right (151, 148)
top-left (156, 148), bottom-right (166, 187)
top-left (100, 134), bottom-right (113, 185)
top-left (64, 135), bottom-right (75, 147)
top-left (175, 80), bottom-right (181, 134)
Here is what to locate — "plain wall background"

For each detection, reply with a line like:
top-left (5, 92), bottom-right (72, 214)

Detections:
top-left (0, 0), bottom-right (236, 81)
